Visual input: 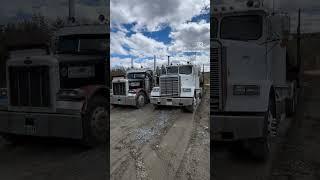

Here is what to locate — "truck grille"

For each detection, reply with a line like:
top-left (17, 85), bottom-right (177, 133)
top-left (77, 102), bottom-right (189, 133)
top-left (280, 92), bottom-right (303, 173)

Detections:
top-left (9, 66), bottom-right (51, 107)
top-left (211, 47), bottom-right (221, 111)
top-left (113, 82), bottom-right (126, 95)
top-left (160, 76), bottom-right (180, 97)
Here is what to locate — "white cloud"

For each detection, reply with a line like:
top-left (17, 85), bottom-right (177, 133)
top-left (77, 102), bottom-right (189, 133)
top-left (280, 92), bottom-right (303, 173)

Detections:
top-left (110, 0), bottom-right (209, 31)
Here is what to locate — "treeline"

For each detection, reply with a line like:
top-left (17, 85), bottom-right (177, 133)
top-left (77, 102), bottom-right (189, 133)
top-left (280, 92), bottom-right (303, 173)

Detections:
top-left (0, 14), bottom-right (66, 87)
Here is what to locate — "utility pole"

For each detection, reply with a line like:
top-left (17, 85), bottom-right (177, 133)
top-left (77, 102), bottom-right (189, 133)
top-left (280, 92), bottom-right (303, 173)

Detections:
top-left (131, 57), bottom-right (134, 69)
top-left (154, 55), bottom-right (156, 72)
top-left (68, 0), bottom-right (76, 23)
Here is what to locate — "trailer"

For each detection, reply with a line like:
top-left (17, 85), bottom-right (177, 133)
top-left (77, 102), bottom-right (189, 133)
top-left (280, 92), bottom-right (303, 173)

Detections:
top-left (211, 0), bottom-right (301, 160)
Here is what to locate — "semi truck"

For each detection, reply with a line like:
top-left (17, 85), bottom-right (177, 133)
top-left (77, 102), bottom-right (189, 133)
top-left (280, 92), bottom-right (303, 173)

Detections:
top-left (0, 22), bottom-right (109, 146)
top-left (111, 68), bottom-right (154, 108)
top-left (211, 0), bottom-right (300, 160)
top-left (150, 63), bottom-right (202, 112)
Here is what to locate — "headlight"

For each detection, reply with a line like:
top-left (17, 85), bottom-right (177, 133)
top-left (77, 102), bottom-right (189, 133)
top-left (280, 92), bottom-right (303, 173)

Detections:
top-left (152, 88), bottom-right (160, 92)
top-left (128, 89), bottom-right (136, 94)
top-left (57, 89), bottom-right (85, 100)
top-left (182, 88), bottom-right (192, 92)
top-left (0, 88), bottom-right (7, 97)
top-left (233, 85), bottom-right (260, 96)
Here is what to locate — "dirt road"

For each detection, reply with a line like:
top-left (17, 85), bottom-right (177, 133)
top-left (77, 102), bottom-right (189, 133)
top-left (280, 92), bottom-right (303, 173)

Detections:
top-left (0, 139), bottom-right (107, 180)
top-left (110, 91), bottom-right (210, 180)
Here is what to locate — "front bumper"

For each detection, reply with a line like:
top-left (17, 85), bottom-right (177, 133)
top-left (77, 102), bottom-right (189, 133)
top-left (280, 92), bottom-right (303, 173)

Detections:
top-left (110, 95), bottom-right (136, 106)
top-left (0, 111), bottom-right (83, 139)
top-left (150, 97), bottom-right (193, 106)
top-left (211, 114), bottom-right (265, 141)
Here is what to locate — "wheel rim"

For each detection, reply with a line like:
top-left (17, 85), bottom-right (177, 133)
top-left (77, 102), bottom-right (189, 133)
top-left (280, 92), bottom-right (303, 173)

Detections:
top-left (91, 106), bottom-right (107, 141)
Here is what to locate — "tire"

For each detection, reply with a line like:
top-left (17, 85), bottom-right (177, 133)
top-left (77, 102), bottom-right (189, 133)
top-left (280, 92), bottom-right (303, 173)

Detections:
top-left (250, 95), bottom-right (276, 161)
top-left (136, 92), bottom-right (146, 108)
top-left (286, 87), bottom-right (297, 117)
top-left (185, 97), bottom-right (197, 113)
top-left (82, 96), bottom-right (108, 147)
top-left (153, 104), bottom-right (159, 109)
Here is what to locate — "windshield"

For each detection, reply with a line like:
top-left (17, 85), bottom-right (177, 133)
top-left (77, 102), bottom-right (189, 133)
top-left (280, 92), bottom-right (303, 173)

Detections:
top-left (212, 17), bottom-right (218, 38)
top-left (167, 66), bottom-right (178, 74)
top-left (127, 73), bottom-right (145, 79)
top-left (57, 34), bottom-right (107, 54)
top-left (179, 66), bottom-right (192, 75)
top-left (220, 15), bottom-right (263, 41)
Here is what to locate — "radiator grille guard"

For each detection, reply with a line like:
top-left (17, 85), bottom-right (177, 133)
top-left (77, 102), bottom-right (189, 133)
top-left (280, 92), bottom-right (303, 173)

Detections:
top-left (160, 75), bottom-right (180, 97)
top-left (8, 66), bottom-right (51, 107)
top-left (211, 40), bottom-right (226, 112)
top-left (113, 82), bottom-right (126, 95)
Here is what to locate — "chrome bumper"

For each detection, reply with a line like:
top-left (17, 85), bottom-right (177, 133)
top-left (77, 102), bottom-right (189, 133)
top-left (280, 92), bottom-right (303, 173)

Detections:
top-left (0, 111), bottom-right (83, 139)
top-left (150, 97), bottom-right (193, 106)
top-left (211, 114), bottom-right (265, 141)
top-left (110, 95), bottom-right (136, 106)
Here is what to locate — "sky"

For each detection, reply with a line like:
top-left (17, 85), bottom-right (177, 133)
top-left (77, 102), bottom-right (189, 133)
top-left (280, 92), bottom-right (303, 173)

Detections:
top-left (216, 0), bottom-right (320, 33)
top-left (0, 0), bottom-right (108, 25)
top-left (110, 0), bottom-right (210, 71)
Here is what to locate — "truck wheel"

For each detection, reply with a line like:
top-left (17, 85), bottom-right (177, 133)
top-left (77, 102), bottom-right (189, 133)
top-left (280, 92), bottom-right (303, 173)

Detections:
top-left (251, 96), bottom-right (276, 161)
top-left (185, 97), bottom-right (197, 113)
top-left (136, 92), bottom-right (146, 108)
top-left (83, 96), bottom-right (108, 147)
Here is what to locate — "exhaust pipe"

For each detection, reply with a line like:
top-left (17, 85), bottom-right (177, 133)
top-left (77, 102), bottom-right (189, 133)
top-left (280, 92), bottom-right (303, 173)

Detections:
top-left (68, 0), bottom-right (75, 23)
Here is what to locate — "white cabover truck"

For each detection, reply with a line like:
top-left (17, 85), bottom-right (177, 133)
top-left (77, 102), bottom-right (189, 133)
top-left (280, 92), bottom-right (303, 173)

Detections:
top-left (0, 24), bottom-right (109, 146)
top-left (211, 0), bottom-right (300, 160)
top-left (150, 63), bottom-right (202, 112)
top-left (111, 69), bottom-right (154, 108)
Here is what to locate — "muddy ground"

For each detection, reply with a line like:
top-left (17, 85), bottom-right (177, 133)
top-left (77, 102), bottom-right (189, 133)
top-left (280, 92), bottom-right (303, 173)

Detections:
top-left (212, 72), bottom-right (320, 180)
top-left (0, 139), bottom-right (107, 180)
top-left (110, 89), bottom-right (210, 180)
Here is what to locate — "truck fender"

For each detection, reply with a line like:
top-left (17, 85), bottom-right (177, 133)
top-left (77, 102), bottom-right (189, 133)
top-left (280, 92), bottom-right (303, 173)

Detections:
top-left (79, 85), bottom-right (109, 113)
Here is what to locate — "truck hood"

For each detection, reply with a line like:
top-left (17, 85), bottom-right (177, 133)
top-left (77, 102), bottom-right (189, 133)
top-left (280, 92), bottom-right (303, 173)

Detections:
top-left (220, 40), bottom-right (267, 82)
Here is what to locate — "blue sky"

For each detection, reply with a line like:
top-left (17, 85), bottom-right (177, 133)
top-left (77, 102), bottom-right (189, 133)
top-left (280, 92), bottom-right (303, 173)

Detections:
top-left (110, 0), bottom-right (210, 71)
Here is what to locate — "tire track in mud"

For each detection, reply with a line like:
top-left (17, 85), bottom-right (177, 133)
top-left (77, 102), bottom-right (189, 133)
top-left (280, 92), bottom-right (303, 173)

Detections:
top-left (110, 106), bottom-right (181, 180)
top-left (174, 90), bottom-right (210, 180)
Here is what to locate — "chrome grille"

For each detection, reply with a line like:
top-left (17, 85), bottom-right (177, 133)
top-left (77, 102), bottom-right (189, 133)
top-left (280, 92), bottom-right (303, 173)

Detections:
top-left (113, 82), bottom-right (126, 95)
top-left (160, 76), bottom-right (180, 97)
top-left (211, 47), bottom-right (221, 111)
top-left (9, 66), bottom-right (51, 107)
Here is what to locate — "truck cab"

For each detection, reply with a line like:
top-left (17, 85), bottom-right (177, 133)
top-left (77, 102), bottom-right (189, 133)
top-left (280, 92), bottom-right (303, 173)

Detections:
top-left (111, 69), bottom-right (154, 108)
top-left (0, 24), bottom-right (109, 145)
top-left (150, 63), bottom-right (202, 112)
top-left (211, 0), bottom-right (299, 159)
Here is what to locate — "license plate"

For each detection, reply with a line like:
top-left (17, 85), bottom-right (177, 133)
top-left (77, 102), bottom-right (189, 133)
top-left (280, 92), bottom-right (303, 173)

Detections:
top-left (166, 100), bottom-right (173, 105)
top-left (25, 125), bottom-right (36, 135)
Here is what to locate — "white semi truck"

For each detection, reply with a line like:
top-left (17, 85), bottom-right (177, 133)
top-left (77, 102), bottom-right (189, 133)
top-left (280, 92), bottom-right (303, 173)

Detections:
top-left (110, 68), bottom-right (154, 108)
top-left (211, 0), bottom-right (300, 160)
top-left (150, 63), bottom-right (202, 112)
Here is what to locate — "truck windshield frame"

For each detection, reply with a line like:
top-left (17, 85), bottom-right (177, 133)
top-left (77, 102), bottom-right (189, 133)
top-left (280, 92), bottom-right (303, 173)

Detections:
top-left (57, 34), bottom-right (108, 54)
top-left (179, 65), bottom-right (193, 75)
top-left (167, 66), bottom-right (179, 74)
top-left (212, 17), bottom-right (218, 39)
top-left (220, 15), bottom-right (263, 41)
top-left (127, 73), bottom-right (146, 79)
